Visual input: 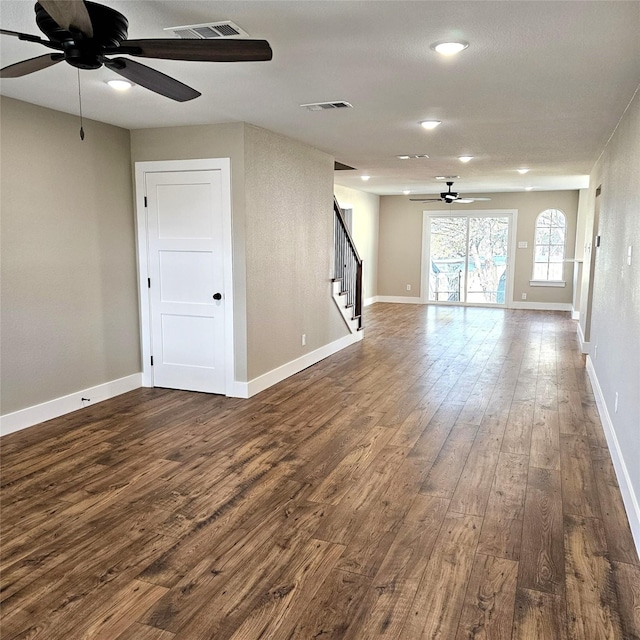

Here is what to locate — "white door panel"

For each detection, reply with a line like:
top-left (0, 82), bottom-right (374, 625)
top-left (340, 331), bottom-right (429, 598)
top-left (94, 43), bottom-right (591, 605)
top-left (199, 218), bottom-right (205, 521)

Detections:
top-left (146, 170), bottom-right (226, 394)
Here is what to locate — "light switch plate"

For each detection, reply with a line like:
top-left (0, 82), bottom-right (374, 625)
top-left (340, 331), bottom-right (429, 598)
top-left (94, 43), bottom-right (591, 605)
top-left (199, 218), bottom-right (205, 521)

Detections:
top-left (518, 241), bottom-right (528, 249)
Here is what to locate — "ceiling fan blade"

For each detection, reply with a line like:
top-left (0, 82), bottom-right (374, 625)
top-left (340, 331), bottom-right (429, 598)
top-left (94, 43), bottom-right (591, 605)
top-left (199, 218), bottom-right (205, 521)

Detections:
top-left (410, 198), bottom-right (442, 202)
top-left (0, 53), bottom-right (64, 78)
top-left (111, 38), bottom-right (273, 62)
top-left (104, 57), bottom-right (201, 102)
top-left (1, 28), bottom-right (58, 47)
top-left (468, 197), bottom-right (492, 201)
top-left (38, 0), bottom-right (93, 38)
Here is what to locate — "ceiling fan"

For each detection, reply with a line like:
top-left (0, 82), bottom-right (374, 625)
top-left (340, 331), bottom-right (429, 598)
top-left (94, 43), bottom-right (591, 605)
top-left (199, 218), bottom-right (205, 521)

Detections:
top-left (410, 181), bottom-right (491, 204)
top-left (0, 0), bottom-right (273, 101)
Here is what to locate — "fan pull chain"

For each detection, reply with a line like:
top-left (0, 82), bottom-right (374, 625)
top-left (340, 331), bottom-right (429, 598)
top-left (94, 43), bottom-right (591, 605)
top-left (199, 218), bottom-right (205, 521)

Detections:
top-left (77, 69), bottom-right (85, 141)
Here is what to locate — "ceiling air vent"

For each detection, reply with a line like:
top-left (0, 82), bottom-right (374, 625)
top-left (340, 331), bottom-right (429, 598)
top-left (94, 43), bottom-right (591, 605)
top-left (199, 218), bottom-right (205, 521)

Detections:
top-left (300, 101), bottom-right (353, 112)
top-left (165, 21), bottom-right (250, 39)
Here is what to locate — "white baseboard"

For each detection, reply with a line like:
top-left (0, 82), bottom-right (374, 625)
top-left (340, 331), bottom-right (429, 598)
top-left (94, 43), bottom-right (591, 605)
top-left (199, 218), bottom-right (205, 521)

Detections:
top-left (376, 295), bottom-right (423, 304)
top-left (239, 332), bottom-right (364, 398)
top-left (586, 356), bottom-right (640, 557)
top-left (577, 322), bottom-right (590, 354)
top-left (0, 373), bottom-right (142, 437)
top-left (571, 309), bottom-right (580, 320)
top-left (509, 301), bottom-right (573, 311)
top-left (364, 296), bottom-right (379, 307)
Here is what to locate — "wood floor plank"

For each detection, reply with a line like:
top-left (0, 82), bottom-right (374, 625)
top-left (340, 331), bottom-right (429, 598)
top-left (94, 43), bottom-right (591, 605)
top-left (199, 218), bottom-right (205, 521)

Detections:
top-left (400, 511), bottom-right (483, 639)
top-left (512, 588), bottom-right (568, 640)
top-left (518, 466), bottom-right (564, 595)
top-left (612, 561), bottom-right (640, 640)
top-left (530, 408), bottom-right (560, 470)
top-left (306, 425), bottom-right (394, 505)
top-left (592, 449), bottom-right (640, 565)
top-left (225, 539), bottom-right (345, 640)
top-left (420, 422), bottom-right (478, 499)
top-left (454, 554), bottom-right (519, 640)
top-left (557, 389), bottom-right (587, 435)
top-left (344, 495), bottom-right (450, 639)
top-left (115, 624), bottom-right (176, 640)
top-left (449, 430), bottom-right (502, 517)
top-left (477, 452), bottom-right (528, 561)
top-left (501, 401), bottom-right (534, 456)
top-left (560, 433), bottom-right (601, 518)
top-left (285, 569), bottom-right (372, 639)
top-left (312, 445), bottom-right (408, 545)
top-left (564, 513), bottom-right (624, 640)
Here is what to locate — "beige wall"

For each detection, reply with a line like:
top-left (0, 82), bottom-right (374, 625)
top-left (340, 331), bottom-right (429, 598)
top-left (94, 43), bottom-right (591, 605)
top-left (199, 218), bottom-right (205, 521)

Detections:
top-left (1, 97), bottom-right (140, 414)
top-left (378, 190), bottom-right (579, 305)
top-left (131, 122), bottom-right (347, 382)
top-left (244, 125), bottom-right (347, 379)
top-left (583, 88), bottom-right (640, 502)
top-left (333, 184), bottom-right (380, 301)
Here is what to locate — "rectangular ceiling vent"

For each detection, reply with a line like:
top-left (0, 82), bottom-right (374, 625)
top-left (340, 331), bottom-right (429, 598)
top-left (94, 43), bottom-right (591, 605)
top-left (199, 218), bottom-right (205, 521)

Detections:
top-left (300, 101), bottom-right (353, 112)
top-left (166, 21), bottom-right (250, 39)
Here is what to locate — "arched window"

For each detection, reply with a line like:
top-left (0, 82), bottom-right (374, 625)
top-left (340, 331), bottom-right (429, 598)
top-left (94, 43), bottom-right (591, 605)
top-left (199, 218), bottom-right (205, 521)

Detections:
top-left (533, 209), bottom-right (566, 282)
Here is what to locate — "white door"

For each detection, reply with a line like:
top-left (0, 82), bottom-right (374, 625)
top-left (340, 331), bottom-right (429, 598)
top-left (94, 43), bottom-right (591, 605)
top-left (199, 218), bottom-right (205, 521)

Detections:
top-left (145, 169), bottom-right (226, 393)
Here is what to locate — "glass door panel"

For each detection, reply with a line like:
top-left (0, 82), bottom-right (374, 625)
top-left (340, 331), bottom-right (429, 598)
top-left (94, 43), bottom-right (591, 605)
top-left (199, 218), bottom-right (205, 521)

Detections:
top-left (426, 213), bottom-right (511, 306)
top-left (466, 216), bottom-right (509, 304)
top-left (429, 217), bottom-right (467, 302)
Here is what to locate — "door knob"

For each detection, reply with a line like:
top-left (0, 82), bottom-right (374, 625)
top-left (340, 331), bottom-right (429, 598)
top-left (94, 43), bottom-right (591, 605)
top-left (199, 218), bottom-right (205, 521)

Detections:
top-left (213, 293), bottom-right (222, 300)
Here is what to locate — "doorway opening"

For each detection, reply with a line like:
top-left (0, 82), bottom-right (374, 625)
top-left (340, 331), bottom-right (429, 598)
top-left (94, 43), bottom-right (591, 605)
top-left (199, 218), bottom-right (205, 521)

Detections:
top-left (421, 210), bottom-right (516, 307)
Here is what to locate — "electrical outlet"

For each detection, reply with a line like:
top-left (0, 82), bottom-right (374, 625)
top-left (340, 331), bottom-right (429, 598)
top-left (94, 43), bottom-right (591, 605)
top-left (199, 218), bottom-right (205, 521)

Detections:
top-left (406, 284), bottom-right (411, 291)
top-left (521, 293), bottom-right (527, 300)
top-left (301, 334), bottom-right (306, 346)
top-left (594, 345), bottom-right (598, 360)
top-left (628, 245), bottom-right (633, 266)
top-left (614, 392), bottom-right (619, 413)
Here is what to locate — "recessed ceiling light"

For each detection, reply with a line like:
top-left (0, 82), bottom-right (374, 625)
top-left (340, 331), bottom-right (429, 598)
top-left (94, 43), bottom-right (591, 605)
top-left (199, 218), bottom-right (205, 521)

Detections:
top-left (517, 168), bottom-right (530, 174)
top-left (525, 186), bottom-right (534, 191)
top-left (435, 175), bottom-right (460, 180)
top-left (397, 155), bottom-right (411, 160)
top-left (361, 175), bottom-right (371, 181)
top-left (420, 120), bottom-right (441, 130)
top-left (431, 41), bottom-right (469, 56)
top-left (458, 156), bottom-right (473, 163)
top-left (403, 190), bottom-right (411, 195)
top-left (107, 79), bottom-right (132, 91)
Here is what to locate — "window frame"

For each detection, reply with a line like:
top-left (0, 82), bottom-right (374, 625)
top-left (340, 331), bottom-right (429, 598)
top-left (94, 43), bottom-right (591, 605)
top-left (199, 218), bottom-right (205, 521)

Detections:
top-left (530, 208), bottom-right (567, 286)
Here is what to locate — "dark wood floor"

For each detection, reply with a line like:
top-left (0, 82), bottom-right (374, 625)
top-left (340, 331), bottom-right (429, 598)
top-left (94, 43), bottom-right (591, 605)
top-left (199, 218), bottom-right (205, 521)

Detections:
top-left (1, 304), bottom-right (639, 640)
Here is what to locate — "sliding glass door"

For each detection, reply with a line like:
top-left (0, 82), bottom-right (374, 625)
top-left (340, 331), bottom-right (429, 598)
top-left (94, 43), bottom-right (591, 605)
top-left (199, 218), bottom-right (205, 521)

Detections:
top-left (426, 213), bottom-right (511, 306)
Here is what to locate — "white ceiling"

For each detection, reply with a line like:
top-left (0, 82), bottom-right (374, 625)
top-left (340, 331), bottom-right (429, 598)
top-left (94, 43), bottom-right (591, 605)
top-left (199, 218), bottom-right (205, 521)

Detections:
top-left (1, 1), bottom-right (639, 196)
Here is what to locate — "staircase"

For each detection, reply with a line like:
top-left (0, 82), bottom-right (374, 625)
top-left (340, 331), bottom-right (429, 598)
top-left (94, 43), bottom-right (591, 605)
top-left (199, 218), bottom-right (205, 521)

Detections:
top-left (333, 197), bottom-right (363, 333)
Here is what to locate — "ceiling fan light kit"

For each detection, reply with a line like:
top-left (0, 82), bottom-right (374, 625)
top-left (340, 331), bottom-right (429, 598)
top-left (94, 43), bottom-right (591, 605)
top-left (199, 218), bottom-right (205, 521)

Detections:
top-left (409, 181), bottom-right (491, 204)
top-left (0, 0), bottom-right (273, 102)
top-left (106, 79), bottom-right (132, 90)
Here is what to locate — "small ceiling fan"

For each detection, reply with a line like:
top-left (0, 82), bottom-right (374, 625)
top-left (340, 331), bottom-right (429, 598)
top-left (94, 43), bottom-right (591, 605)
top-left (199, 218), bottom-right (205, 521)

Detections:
top-left (410, 181), bottom-right (491, 204)
top-left (0, 0), bottom-right (273, 101)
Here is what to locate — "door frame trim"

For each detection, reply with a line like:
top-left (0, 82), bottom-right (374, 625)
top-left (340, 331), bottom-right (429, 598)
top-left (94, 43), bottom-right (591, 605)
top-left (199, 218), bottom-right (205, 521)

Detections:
top-left (134, 158), bottom-right (235, 395)
top-left (420, 209), bottom-right (518, 307)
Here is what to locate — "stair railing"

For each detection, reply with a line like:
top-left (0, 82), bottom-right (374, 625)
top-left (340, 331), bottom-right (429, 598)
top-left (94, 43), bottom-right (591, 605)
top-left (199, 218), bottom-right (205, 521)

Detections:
top-left (333, 197), bottom-right (363, 330)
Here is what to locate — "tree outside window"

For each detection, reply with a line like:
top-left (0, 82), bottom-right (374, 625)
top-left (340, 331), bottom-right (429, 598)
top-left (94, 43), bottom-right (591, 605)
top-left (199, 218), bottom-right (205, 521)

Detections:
top-left (533, 209), bottom-right (566, 281)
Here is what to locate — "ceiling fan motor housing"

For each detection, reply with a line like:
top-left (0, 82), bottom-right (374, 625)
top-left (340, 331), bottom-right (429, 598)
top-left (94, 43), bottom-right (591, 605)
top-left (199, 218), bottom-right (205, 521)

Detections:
top-left (35, 1), bottom-right (128, 69)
